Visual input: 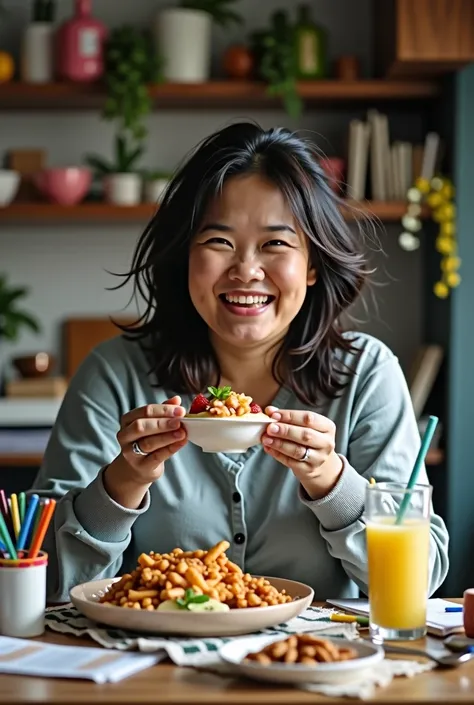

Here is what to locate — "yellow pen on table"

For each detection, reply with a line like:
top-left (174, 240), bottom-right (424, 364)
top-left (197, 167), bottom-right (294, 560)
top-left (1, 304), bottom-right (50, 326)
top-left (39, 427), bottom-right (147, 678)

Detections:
top-left (330, 612), bottom-right (370, 626)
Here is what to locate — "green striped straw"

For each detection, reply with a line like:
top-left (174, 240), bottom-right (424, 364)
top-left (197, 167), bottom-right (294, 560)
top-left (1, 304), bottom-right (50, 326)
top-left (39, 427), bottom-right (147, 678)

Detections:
top-left (395, 415), bottom-right (438, 525)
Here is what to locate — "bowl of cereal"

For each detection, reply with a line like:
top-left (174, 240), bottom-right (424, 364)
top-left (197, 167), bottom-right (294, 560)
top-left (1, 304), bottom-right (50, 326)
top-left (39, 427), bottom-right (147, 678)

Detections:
top-left (69, 540), bottom-right (314, 637)
top-left (181, 386), bottom-right (272, 453)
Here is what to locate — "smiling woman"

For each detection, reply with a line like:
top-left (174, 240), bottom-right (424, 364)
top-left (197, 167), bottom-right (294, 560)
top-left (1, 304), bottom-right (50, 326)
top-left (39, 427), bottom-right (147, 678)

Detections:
top-left (31, 121), bottom-right (449, 605)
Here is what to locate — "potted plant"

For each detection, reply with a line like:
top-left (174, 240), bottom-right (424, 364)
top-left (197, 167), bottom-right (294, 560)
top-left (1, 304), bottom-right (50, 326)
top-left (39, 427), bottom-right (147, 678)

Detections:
top-left (142, 170), bottom-right (172, 204)
top-left (154, 0), bottom-right (243, 83)
top-left (0, 275), bottom-right (40, 342)
top-left (86, 25), bottom-right (161, 205)
top-left (252, 10), bottom-right (302, 119)
top-left (86, 135), bottom-right (144, 206)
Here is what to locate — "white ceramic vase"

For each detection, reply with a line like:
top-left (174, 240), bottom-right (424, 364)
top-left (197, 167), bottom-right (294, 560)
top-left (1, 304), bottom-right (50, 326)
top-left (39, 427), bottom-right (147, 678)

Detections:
top-left (104, 174), bottom-right (142, 206)
top-left (144, 178), bottom-right (170, 204)
top-left (154, 8), bottom-right (212, 83)
top-left (21, 23), bottom-right (54, 84)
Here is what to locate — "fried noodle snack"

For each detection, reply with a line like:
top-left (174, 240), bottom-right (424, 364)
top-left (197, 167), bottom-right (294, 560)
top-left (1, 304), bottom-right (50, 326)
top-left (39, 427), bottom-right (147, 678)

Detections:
top-left (244, 634), bottom-right (357, 666)
top-left (99, 540), bottom-right (293, 611)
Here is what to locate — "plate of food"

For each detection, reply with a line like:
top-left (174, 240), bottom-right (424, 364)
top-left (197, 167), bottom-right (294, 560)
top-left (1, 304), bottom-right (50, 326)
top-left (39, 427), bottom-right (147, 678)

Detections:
top-left (70, 540), bottom-right (314, 637)
top-left (181, 386), bottom-right (272, 453)
top-left (219, 633), bottom-right (384, 685)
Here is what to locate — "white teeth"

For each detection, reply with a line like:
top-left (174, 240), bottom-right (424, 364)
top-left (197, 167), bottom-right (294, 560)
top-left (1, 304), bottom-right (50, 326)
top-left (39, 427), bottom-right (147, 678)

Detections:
top-left (224, 294), bottom-right (269, 305)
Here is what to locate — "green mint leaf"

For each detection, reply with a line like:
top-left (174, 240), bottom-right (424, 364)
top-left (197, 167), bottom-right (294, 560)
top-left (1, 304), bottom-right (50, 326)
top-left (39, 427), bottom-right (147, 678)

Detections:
top-left (189, 595), bottom-right (210, 604)
top-left (184, 588), bottom-right (196, 602)
top-left (176, 599), bottom-right (186, 607)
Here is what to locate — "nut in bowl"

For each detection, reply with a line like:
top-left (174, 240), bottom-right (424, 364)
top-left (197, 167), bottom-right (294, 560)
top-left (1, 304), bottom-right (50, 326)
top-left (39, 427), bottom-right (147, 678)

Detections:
top-left (220, 634), bottom-right (384, 685)
top-left (182, 386), bottom-right (272, 453)
top-left (69, 540), bottom-right (314, 637)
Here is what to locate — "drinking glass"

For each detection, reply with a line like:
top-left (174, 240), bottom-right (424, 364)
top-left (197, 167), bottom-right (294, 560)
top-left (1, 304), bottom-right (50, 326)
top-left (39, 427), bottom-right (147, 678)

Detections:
top-left (365, 482), bottom-right (432, 641)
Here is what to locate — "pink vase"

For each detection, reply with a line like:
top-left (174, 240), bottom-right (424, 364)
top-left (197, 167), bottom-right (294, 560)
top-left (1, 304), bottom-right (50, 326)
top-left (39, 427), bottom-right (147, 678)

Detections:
top-left (56, 0), bottom-right (107, 82)
top-left (320, 157), bottom-right (346, 195)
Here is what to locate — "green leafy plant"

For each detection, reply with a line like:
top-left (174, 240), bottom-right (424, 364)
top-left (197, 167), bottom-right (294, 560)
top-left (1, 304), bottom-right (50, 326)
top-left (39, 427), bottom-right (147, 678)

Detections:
top-left (102, 25), bottom-right (162, 142)
top-left (175, 588), bottom-right (210, 610)
top-left (86, 134), bottom-right (143, 176)
top-left (0, 276), bottom-right (40, 342)
top-left (181, 0), bottom-right (243, 27)
top-left (252, 10), bottom-right (302, 119)
top-left (208, 385), bottom-right (232, 401)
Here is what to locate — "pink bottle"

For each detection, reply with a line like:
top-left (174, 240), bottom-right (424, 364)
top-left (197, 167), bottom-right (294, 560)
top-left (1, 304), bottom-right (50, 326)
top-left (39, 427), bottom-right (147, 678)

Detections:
top-left (56, 0), bottom-right (107, 82)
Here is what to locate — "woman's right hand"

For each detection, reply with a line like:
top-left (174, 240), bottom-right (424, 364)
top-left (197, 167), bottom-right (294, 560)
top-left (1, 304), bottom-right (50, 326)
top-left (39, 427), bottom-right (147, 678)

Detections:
top-left (103, 396), bottom-right (187, 509)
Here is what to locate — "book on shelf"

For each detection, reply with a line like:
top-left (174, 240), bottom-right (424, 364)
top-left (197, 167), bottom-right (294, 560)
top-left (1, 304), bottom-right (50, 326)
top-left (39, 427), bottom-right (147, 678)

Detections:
top-left (5, 376), bottom-right (67, 399)
top-left (346, 108), bottom-right (429, 202)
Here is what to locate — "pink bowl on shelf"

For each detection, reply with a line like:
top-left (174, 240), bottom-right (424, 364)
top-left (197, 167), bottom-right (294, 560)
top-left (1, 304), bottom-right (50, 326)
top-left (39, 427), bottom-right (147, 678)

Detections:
top-left (35, 167), bottom-right (92, 206)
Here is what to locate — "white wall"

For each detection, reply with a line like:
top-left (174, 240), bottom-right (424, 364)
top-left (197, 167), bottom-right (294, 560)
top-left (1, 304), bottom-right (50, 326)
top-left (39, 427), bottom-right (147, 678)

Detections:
top-left (0, 0), bottom-right (424, 373)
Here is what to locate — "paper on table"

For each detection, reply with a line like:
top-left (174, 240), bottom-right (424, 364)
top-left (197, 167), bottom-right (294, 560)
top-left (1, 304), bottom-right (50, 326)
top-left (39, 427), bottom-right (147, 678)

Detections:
top-left (326, 598), bottom-right (464, 637)
top-left (0, 636), bottom-right (162, 683)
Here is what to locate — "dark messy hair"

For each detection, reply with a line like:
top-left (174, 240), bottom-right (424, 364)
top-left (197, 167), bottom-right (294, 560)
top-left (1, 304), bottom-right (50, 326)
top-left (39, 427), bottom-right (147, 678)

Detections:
top-left (115, 122), bottom-right (372, 405)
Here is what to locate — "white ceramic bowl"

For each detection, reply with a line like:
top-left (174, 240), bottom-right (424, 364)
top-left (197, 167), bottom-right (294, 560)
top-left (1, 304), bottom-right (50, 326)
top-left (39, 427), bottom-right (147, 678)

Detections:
top-left (70, 576), bottom-right (314, 637)
top-left (219, 635), bottom-right (384, 685)
top-left (0, 170), bottom-right (20, 206)
top-left (181, 415), bottom-right (272, 453)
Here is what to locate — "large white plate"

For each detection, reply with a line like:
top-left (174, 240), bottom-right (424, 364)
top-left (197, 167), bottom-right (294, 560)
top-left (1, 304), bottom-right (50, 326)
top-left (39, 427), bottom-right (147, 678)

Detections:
top-left (70, 576), bottom-right (314, 637)
top-left (219, 635), bottom-right (384, 685)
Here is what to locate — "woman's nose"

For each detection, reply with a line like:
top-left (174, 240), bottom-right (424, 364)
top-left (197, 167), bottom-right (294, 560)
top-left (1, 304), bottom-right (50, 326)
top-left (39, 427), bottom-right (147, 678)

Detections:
top-left (228, 259), bottom-right (265, 282)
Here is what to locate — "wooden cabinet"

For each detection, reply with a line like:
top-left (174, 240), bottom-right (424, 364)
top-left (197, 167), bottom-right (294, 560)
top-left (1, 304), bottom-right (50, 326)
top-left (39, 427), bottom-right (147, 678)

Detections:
top-left (374, 0), bottom-right (474, 77)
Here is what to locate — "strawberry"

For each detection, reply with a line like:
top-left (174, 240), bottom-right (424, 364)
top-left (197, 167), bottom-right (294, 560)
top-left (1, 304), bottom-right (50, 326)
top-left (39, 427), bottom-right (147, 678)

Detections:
top-left (189, 393), bottom-right (209, 414)
top-left (250, 402), bottom-right (262, 413)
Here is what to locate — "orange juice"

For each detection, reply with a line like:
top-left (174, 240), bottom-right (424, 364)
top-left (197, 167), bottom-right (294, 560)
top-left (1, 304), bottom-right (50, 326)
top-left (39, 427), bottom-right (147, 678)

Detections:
top-left (367, 517), bottom-right (430, 629)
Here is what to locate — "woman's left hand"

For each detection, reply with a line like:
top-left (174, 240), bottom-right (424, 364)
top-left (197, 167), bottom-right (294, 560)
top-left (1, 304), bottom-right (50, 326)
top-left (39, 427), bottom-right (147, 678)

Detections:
top-left (262, 407), bottom-right (344, 500)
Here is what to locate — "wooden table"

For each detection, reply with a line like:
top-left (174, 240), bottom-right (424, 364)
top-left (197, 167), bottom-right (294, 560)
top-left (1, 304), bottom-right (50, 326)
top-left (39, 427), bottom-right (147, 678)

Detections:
top-left (0, 602), bottom-right (471, 705)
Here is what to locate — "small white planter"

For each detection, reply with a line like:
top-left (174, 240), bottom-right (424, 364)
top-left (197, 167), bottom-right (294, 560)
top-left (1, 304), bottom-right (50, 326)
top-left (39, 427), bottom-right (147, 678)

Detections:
top-left (0, 170), bottom-right (20, 207)
top-left (144, 178), bottom-right (170, 204)
top-left (155, 8), bottom-right (212, 83)
top-left (104, 173), bottom-right (142, 206)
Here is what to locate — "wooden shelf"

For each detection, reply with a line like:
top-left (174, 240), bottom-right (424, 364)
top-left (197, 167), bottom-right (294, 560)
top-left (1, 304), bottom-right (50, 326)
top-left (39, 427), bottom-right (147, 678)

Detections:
top-left (0, 448), bottom-right (445, 468)
top-left (0, 80), bottom-right (440, 110)
top-left (0, 200), bottom-right (425, 224)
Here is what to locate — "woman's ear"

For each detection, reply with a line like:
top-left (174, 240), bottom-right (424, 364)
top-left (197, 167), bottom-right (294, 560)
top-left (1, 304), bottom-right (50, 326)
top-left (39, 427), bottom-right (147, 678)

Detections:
top-left (307, 265), bottom-right (317, 287)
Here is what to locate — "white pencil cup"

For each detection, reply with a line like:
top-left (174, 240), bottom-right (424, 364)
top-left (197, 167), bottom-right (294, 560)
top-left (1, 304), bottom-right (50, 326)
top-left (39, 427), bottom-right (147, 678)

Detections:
top-left (0, 551), bottom-right (48, 637)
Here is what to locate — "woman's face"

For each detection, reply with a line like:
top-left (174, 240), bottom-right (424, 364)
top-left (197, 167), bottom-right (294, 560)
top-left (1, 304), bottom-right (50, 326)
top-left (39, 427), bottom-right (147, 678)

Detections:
top-left (188, 174), bottom-right (317, 350)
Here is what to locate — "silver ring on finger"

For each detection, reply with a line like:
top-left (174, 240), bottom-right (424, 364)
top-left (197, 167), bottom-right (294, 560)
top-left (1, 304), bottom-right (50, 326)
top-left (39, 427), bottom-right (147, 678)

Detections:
top-left (300, 446), bottom-right (310, 462)
top-left (132, 440), bottom-right (148, 457)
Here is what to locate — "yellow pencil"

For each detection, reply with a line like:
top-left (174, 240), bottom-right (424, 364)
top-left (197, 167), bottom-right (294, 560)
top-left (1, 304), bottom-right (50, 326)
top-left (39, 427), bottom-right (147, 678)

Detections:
top-left (330, 613), bottom-right (369, 626)
top-left (10, 494), bottom-right (21, 540)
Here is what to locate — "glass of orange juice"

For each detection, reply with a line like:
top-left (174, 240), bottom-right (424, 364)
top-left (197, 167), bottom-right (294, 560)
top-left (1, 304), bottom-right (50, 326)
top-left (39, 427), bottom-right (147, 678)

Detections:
top-left (365, 482), bottom-right (432, 641)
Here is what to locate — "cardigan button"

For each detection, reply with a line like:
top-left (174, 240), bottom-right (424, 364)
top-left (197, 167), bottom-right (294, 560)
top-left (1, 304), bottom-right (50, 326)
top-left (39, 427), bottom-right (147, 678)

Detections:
top-left (234, 532), bottom-right (245, 544)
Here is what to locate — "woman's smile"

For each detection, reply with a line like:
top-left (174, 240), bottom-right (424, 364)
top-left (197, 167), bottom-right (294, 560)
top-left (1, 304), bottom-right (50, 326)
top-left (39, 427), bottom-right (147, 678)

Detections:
top-left (218, 289), bottom-right (276, 317)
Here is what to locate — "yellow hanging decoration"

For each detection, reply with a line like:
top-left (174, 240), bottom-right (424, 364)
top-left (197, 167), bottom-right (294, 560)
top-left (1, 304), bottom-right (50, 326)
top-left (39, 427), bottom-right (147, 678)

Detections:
top-left (399, 175), bottom-right (461, 299)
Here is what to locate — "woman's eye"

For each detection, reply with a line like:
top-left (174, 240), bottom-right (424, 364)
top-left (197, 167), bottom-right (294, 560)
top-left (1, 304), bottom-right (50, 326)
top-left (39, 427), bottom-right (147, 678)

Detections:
top-left (202, 237), bottom-right (233, 247)
top-left (263, 239), bottom-right (290, 248)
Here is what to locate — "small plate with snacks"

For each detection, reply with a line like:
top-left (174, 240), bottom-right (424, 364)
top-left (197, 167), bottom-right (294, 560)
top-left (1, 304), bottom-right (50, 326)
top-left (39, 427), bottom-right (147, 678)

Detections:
top-left (70, 540), bottom-right (313, 637)
top-left (181, 386), bottom-right (272, 453)
top-left (219, 633), bottom-right (384, 685)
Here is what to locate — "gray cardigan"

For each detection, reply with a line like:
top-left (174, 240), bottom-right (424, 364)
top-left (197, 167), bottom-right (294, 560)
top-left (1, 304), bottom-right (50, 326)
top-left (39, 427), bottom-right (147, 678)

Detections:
top-left (32, 332), bottom-right (449, 602)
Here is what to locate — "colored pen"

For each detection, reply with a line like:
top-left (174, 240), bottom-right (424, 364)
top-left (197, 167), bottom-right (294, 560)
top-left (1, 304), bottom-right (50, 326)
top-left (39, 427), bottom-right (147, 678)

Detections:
top-left (445, 606), bottom-right (463, 613)
top-left (330, 613), bottom-right (370, 626)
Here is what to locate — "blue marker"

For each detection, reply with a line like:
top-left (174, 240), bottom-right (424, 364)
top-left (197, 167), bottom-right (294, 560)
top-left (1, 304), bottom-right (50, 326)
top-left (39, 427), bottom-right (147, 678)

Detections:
top-left (445, 606), bottom-right (463, 613)
top-left (16, 494), bottom-right (39, 552)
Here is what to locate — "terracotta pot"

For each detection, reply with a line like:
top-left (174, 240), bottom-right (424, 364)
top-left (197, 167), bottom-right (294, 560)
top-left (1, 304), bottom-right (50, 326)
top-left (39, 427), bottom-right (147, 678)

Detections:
top-left (223, 44), bottom-right (254, 80)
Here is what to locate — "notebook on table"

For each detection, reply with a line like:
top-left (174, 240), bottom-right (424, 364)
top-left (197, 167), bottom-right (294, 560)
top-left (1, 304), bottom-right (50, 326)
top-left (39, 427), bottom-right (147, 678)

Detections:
top-left (326, 598), bottom-right (464, 637)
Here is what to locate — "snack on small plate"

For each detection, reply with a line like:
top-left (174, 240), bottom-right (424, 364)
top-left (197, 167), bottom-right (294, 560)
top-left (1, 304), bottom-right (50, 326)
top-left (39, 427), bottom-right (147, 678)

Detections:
top-left (99, 540), bottom-right (293, 612)
top-left (187, 386), bottom-right (271, 421)
top-left (244, 634), bottom-right (357, 666)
